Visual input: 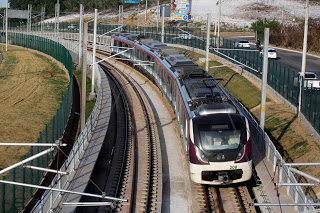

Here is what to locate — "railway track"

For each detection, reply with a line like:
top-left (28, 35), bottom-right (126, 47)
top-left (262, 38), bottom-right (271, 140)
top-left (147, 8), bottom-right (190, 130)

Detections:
top-left (203, 185), bottom-right (256, 213)
top-left (80, 48), bottom-right (162, 213)
top-left (87, 49), bottom-right (259, 213)
top-left (101, 60), bottom-right (162, 213)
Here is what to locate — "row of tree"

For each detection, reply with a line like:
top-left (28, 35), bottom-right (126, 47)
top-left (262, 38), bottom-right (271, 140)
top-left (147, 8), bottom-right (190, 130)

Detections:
top-left (251, 18), bottom-right (320, 53)
top-left (8, 0), bottom-right (167, 16)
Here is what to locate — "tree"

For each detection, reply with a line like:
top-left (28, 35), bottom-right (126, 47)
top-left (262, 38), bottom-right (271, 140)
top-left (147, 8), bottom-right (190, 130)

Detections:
top-left (251, 19), bottom-right (281, 40)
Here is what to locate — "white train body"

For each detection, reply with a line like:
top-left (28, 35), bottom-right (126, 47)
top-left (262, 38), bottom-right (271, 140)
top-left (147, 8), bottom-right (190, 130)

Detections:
top-left (110, 33), bottom-right (253, 185)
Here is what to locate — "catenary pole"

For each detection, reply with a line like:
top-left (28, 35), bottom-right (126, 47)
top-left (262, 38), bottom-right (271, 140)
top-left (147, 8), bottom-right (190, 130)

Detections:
top-left (57, 0), bottom-right (60, 35)
top-left (157, 0), bottom-right (159, 31)
top-left (78, 4), bottom-right (84, 69)
top-left (89, 9), bottom-right (98, 98)
top-left (81, 22), bottom-right (88, 130)
top-left (144, 0), bottom-right (148, 36)
top-left (205, 13), bottom-right (211, 72)
top-left (260, 28), bottom-right (269, 130)
top-left (41, 7), bottom-right (45, 34)
top-left (298, 0), bottom-right (309, 115)
top-left (5, 0), bottom-right (8, 51)
top-left (217, 0), bottom-right (221, 47)
top-left (161, 5), bottom-right (165, 43)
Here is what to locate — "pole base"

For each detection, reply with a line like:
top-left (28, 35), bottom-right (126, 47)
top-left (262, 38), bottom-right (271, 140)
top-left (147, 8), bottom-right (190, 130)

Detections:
top-left (88, 92), bottom-right (96, 99)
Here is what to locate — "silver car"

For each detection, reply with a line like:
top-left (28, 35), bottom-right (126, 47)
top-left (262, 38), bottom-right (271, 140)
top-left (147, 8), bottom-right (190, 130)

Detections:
top-left (235, 40), bottom-right (250, 48)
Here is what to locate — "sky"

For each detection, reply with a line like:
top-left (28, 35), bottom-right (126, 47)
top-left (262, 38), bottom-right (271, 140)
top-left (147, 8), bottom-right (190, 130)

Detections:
top-left (0, 0), bottom-right (8, 8)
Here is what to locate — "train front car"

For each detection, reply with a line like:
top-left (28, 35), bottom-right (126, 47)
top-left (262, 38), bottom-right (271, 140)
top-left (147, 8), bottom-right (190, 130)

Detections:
top-left (183, 77), bottom-right (253, 185)
top-left (189, 113), bottom-right (252, 185)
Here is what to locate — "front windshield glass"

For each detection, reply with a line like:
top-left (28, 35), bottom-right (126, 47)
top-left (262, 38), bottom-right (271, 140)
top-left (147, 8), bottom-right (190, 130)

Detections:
top-left (199, 124), bottom-right (241, 151)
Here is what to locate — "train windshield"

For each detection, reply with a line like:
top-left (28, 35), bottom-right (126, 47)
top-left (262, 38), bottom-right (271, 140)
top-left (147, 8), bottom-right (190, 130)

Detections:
top-left (198, 124), bottom-right (241, 151)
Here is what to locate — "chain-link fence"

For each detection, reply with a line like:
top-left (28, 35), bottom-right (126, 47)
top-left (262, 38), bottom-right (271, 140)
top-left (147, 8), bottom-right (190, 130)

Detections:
top-left (0, 32), bottom-right (73, 213)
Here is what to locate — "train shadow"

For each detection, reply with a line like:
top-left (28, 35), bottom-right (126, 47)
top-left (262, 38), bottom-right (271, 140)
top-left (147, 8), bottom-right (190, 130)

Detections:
top-left (223, 73), bottom-right (239, 88)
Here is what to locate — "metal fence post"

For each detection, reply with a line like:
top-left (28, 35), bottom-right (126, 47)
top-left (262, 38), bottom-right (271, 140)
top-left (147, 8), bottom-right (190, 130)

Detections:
top-left (22, 165), bottom-right (25, 209)
top-left (2, 176), bottom-right (5, 213)
top-left (12, 168), bottom-right (15, 213)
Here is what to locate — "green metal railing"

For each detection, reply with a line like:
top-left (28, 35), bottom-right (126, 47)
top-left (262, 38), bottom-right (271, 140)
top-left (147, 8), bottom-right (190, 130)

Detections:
top-left (0, 32), bottom-right (73, 213)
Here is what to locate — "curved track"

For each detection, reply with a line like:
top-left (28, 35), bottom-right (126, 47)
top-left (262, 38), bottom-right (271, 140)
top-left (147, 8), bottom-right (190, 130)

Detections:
top-left (79, 51), bottom-right (162, 213)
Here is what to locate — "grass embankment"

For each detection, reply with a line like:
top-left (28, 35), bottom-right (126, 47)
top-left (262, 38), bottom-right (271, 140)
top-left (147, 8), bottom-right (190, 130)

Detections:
top-left (178, 48), bottom-right (320, 195)
top-left (73, 69), bottom-right (96, 121)
top-left (0, 45), bottom-right (69, 171)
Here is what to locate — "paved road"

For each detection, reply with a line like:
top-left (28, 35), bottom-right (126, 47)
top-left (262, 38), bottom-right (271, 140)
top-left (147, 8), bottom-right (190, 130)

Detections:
top-left (226, 36), bottom-right (320, 77)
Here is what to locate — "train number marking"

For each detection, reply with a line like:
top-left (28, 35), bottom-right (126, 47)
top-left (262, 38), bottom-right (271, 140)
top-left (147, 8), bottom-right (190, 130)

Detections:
top-left (230, 166), bottom-right (237, 170)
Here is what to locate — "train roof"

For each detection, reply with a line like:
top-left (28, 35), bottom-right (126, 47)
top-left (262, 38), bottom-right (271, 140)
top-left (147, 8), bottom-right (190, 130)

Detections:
top-left (142, 40), bottom-right (167, 49)
top-left (184, 78), bottom-right (233, 112)
top-left (112, 32), bottom-right (236, 115)
top-left (165, 54), bottom-right (196, 67)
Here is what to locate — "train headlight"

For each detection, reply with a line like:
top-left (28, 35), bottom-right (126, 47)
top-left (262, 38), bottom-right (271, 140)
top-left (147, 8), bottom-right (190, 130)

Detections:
top-left (195, 147), bottom-right (209, 164)
top-left (189, 138), bottom-right (209, 165)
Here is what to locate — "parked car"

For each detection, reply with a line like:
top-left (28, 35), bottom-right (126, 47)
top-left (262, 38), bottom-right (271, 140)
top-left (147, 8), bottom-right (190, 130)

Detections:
top-left (260, 48), bottom-right (277, 59)
top-left (293, 72), bottom-right (320, 89)
top-left (235, 39), bottom-right (250, 48)
top-left (178, 32), bottom-right (192, 40)
top-left (45, 25), bottom-right (54, 30)
top-left (67, 24), bottom-right (77, 30)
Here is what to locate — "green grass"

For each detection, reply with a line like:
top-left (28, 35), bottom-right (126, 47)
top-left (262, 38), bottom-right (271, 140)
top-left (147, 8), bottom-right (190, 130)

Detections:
top-left (291, 141), bottom-right (308, 150)
top-left (266, 117), bottom-right (289, 132)
top-left (73, 68), bottom-right (96, 121)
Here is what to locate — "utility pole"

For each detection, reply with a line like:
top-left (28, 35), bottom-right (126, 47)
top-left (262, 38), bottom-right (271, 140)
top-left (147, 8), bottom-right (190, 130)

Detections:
top-left (157, 0), bottom-right (159, 32)
top-left (78, 4), bottom-right (84, 70)
top-left (89, 9), bottom-right (98, 99)
top-left (298, 0), bottom-right (309, 115)
top-left (161, 5), bottom-right (165, 43)
top-left (144, 0), bottom-right (148, 35)
top-left (29, 5), bottom-right (32, 32)
top-left (5, 0), bottom-right (8, 51)
top-left (55, 0), bottom-right (60, 39)
top-left (217, 0), bottom-right (221, 50)
top-left (260, 28), bottom-right (269, 130)
top-left (41, 7), bottom-right (45, 34)
top-left (214, 3), bottom-right (218, 36)
top-left (81, 22), bottom-right (88, 130)
top-left (205, 13), bottom-right (211, 72)
top-left (118, 5), bottom-right (123, 26)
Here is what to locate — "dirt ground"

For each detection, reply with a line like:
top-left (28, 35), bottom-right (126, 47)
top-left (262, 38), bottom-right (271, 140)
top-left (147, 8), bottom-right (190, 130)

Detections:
top-left (0, 45), bottom-right (68, 172)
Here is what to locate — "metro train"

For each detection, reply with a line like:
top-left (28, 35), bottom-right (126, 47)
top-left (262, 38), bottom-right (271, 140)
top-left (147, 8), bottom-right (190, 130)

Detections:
top-left (110, 32), bottom-right (252, 185)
